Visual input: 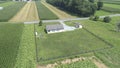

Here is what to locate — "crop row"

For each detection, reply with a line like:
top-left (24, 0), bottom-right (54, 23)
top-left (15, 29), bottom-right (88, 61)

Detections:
top-left (0, 2), bottom-right (26, 22)
top-left (35, 1), bottom-right (58, 20)
top-left (0, 23), bottom-right (24, 68)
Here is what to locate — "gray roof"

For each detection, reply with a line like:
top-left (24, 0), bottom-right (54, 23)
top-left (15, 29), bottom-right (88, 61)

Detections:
top-left (46, 24), bottom-right (64, 31)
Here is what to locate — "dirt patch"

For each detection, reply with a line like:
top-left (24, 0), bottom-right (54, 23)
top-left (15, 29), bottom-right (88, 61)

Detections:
top-left (92, 58), bottom-right (108, 68)
top-left (37, 56), bottom-right (108, 68)
top-left (9, 2), bottom-right (39, 22)
top-left (41, 1), bottom-right (76, 19)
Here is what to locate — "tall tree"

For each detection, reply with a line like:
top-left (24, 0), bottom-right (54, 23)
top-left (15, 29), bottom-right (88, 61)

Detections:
top-left (97, 1), bottom-right (103, 10)
top-left (88, 0), bottom-right (94, 3)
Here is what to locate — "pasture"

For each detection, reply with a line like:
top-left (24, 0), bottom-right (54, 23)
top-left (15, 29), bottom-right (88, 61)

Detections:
top-left (35, 23), bottom-right (111, 64)
top-left (0, 23), bottom-right (24, 68)
top-left (0, 2), bottom-right (26, 22)
top-left (36, 1), bottom-right (58, 20)
top-left (71, 16), bottom-right (120, 68)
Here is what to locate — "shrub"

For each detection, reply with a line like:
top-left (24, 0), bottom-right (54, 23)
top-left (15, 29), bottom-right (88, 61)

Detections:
top-left (39, 20), bottom-right (42, 26)
top-left (103, 16), bottom-right (111, 23)
top-left (93, 16), bottom-right (99, 21)
top-left (116, 22), bottom-right (120, 32)
top-left (89, 16), bottom-right (94, 20)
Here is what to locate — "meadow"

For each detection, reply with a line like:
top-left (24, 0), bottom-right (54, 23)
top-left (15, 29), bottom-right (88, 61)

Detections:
top-left (0, 23), bottom-right (24, 68)
top-left (35, 1), bottom-right (58, 20)
top-left (0, 2), bottom-right (26, 22)
top-left (71, 16), bottom-right (120, 68)
top-left (35, 23), bottom-right (111, 64)
top-left (55, 60), bottom-right (97, 68)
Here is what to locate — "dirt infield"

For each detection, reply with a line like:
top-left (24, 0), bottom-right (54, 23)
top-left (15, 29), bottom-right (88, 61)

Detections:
top-left (9, 2), bottom-right (39, 22)
top-left (41, 1), bottom-right (76, 19)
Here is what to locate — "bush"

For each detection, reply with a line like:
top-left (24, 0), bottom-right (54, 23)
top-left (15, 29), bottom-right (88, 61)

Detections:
top-left (39, 20), bottom-right (42, 26)
top-left (89, 16), bottom-right (94, 20)
top-left (103, 16), bottom-right (111, 23)
top-left (93, 16), bottom-right (99, 21)
top-left (116, 22), bottom-right (120, 32)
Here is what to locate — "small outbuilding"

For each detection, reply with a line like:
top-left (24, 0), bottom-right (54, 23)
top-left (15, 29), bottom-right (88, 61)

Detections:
top-left (74, 22), bottom-right (83, 29)
top-left (46, 24), bottom-right (64, 34)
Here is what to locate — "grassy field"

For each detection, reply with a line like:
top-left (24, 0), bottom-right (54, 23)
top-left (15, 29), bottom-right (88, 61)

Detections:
top-left (55, 60), bottom-right (97, 68)
top-left (70, 16), bottom-right (120, 68)
top-left (0, 2), bottom-right (26, 22)
top-left (0, 2), bottom-right (15, 7)
top-left (35, 22), bottom-right (111, 64)
top-left (95, 10), bottom-right (111, 16)
top-left (14, 24), bottom-right (36, 68)
top-left (36, 1), bottom-right (58, 20)
top-left (104, 3), bottom-right (120, 9)
top-left (0, 23), bottom-right (24, 68)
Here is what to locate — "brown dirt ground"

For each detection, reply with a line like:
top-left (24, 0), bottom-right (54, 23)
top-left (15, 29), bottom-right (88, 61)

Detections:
top-left (9, 2), bottom-right (39, 22)
top-left (37, 56), bottom-right (108, 68)
top-left (41, 1), bottom-right (77, 19)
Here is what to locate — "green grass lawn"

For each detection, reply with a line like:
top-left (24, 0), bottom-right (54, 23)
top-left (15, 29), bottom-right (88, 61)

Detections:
top-left (95, 10), bottom-right (112, 16)
top-left (35, 23), bottom-right (111, 64)
top-left (36, 1), bottom-right (58, 20)
top-left (71, 16), bottom-right (120, 68)
top-left (55, 60), bottom-right (97, 68)
top-left (0, 22), bottom-right (24, 68)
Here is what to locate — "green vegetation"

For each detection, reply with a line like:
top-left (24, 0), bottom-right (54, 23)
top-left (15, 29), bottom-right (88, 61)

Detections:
top-left (72, 17), bottom-right (120, 68)
top-left (0, 23), bottom-right (24, 68)
top-left (0, 2), bottom-right (15, 7)
top-left (95, 10), bottom-right (111, 16)
top-left (35, 23), bottom-right (110, 64)
top-left (35, 1), bottom-right (58, 20)
top-left (55, 60), bottom-right (97, 68)
top-left (14, 24), bottom-right (36, 68)
top-left (104, 3), bottom-right (120, 9)
top-left (46, 0), bottom-right (97, 17)
top-left (0, 2), bottom-right (26, 22)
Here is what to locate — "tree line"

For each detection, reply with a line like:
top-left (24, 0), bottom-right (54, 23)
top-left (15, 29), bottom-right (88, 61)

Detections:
top-left (46, 0), bottom-right (103, 17)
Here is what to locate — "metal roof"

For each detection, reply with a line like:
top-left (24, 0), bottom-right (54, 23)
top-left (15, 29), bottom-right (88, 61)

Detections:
top-left (46, 24), bottom-right (64, 31)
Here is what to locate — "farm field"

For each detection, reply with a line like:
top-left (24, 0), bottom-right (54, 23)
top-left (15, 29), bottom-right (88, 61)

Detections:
top-left (14, 24), bottom-right (36, 68)
top-left (0, 2), bottom-right (15, 7)
top-left (36, 1), bottom-right (58, 20)
top-left (41, 1), bottom-right (76, 19)
top-left (35, 23), bottom-right (111, 64)
top-left (104, 3), bottom-right (120, 9)
top-left (0, 23), bottom-right (24, 68)
top-left (0, 2), bottom-right (26, 22)
top-left (10, 2), bottom-right (39, 22)
top-left (69, 16), bottom-right (120, 68)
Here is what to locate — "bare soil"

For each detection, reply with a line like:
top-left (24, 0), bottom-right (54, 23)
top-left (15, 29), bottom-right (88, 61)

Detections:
top-left (41, 1), bottom-right (76, 19)
top-left (9, 2), bottom-right (39, 22)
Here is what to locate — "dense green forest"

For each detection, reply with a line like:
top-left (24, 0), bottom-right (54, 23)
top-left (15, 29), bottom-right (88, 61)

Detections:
top-left (46, 0), bottom-right (97, 17)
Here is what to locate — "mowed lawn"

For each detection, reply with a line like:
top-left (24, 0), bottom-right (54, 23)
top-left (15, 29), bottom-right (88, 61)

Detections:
top-left (72, 17), bottom-right (120, 68)
top-left (0, 23), bottom-right (24, 68)
top-left (35, 23), bottom-right (110, 62)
